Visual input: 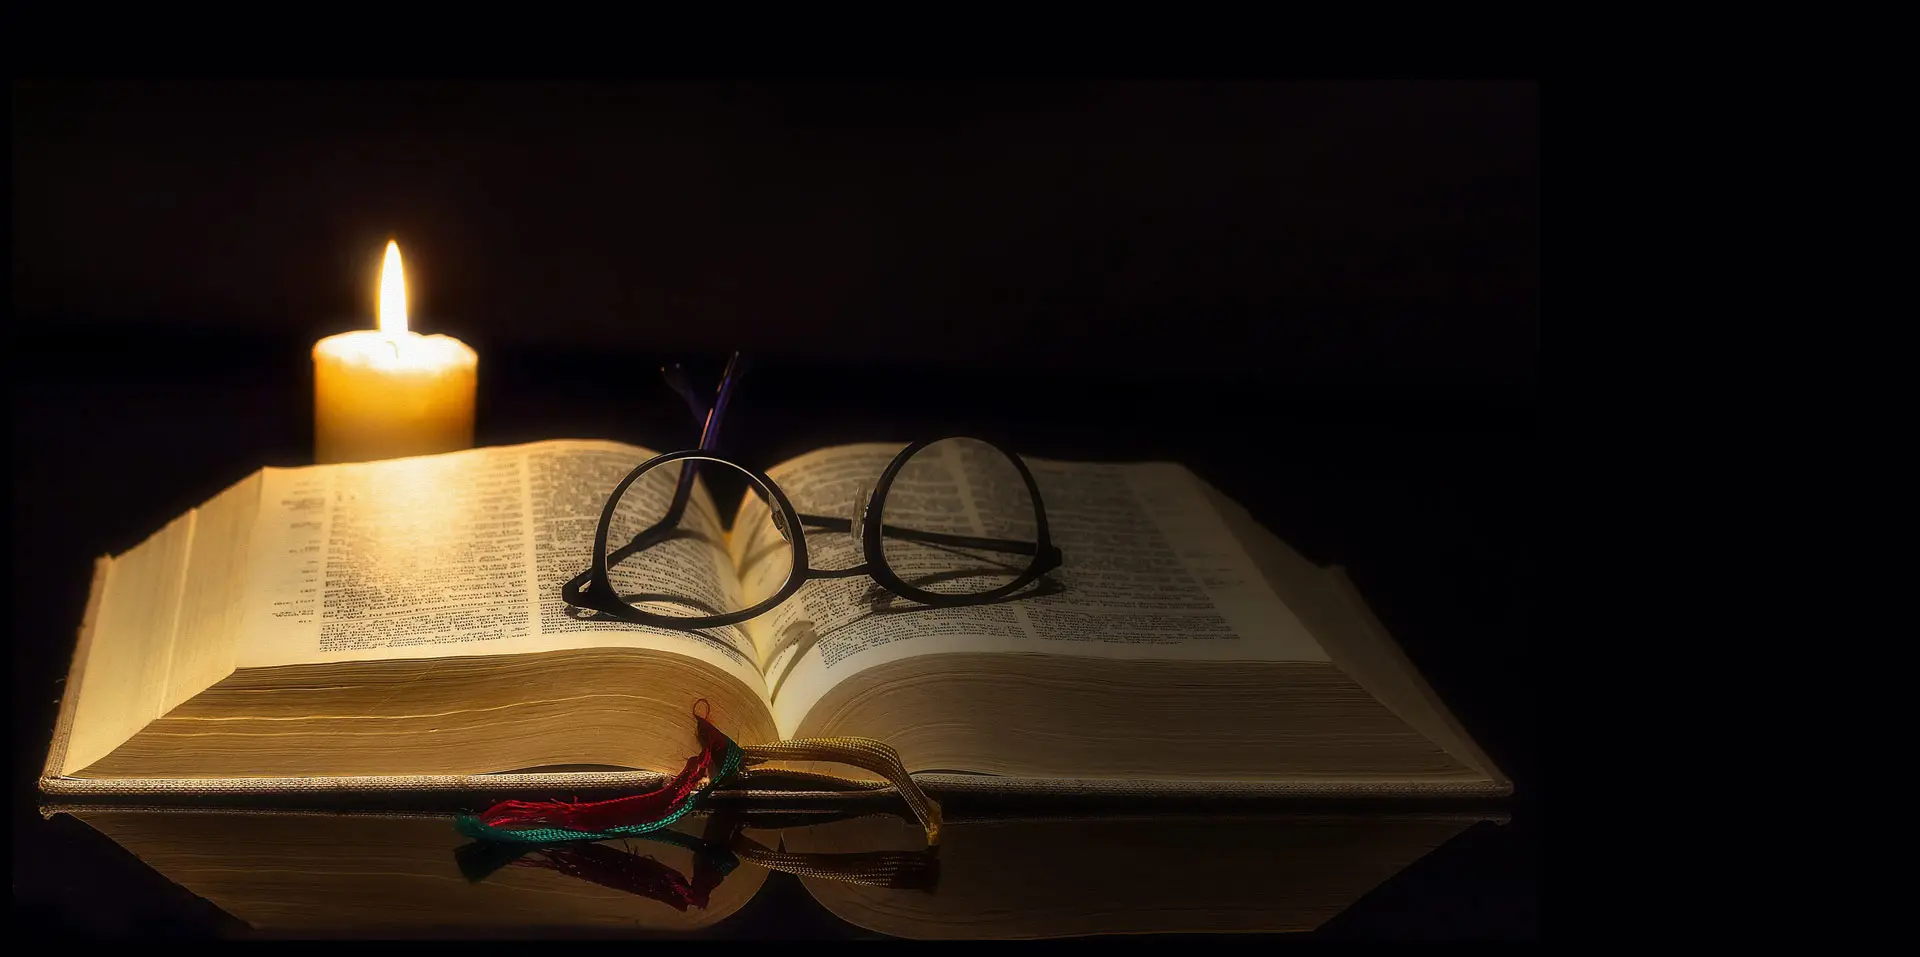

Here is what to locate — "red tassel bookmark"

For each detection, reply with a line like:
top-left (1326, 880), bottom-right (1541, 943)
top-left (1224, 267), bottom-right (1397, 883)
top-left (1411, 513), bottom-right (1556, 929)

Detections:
top-left (455, 699), bottom-right (942, 848)
top-left (456, 701), bottom-right (743, 844)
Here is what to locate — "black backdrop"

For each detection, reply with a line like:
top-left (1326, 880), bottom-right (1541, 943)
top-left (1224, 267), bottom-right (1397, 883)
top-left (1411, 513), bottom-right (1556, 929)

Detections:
top-left (12, 80), bottom-right (1536, 380)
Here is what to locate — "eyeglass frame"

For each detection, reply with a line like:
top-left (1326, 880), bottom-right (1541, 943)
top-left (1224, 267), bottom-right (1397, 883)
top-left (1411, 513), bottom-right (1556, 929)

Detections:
top-left (561, 353), bottom-right (1064, 632)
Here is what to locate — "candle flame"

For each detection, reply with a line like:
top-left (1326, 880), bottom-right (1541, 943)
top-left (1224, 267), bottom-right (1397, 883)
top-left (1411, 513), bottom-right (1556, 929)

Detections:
top-left (378, 240), bottom-right (408, 335)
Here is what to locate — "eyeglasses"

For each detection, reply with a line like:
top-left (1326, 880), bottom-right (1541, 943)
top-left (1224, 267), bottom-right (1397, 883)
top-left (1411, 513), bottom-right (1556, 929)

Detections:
top-left (561, 353), bottom-right (1063, 631)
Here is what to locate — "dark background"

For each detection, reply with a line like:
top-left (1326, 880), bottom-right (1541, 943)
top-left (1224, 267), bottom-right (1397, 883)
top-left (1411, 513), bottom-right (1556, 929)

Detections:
top-left (12, 79), bottom-right (1536, 378)
top-left (11, 80), bottom-right (1537, 938)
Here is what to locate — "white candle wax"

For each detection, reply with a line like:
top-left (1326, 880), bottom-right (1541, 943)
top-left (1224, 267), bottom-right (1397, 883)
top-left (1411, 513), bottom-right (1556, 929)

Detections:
top-left (312, 241), bottom-right (478, 464)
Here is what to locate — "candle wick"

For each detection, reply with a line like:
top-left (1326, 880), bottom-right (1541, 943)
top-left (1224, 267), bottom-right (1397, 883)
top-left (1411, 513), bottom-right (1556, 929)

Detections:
top-left (386, 336), bottom-right (401, 361)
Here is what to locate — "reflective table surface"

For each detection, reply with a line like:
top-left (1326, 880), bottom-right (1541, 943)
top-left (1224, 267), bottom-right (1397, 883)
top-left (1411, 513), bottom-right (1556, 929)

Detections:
top-left (30, 799), bottom-right (1528, 938)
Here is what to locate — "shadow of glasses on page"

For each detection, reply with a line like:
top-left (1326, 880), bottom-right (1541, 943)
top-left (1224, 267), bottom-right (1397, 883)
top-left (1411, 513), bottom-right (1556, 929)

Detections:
top-left (562, 588), bottom-right (751, 659)
top-left (764, 570), bottom-right (1064, 698)
top-left (601, 526), bottom-right (726, 569)
top-left (863, 571), bottom-right (1065, 616)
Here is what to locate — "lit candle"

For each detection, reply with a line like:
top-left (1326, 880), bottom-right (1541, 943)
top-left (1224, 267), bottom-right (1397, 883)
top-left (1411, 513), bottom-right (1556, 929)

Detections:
top-left (312, 241), bottom-right (478, 464)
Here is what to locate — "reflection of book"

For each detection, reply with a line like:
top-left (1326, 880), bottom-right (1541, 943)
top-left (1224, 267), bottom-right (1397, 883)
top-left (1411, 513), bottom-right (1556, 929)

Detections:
top-left (43, 438), bottom-right (1508, 802)
top-left (788, 811), bottom-right (1507, 939)
top-left (49, 807), bottom-right (769, 935)
top-left (48, 805), bottom-right (1504, 937)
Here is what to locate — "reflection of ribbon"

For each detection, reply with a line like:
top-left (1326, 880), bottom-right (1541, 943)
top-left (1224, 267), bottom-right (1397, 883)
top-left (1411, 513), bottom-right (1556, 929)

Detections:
top-left (455, 701), bottom-right (942, 847)
top-left (456, 815), bottom-right (938, 910)
top-left (455, 818), bottom-right (741, 912)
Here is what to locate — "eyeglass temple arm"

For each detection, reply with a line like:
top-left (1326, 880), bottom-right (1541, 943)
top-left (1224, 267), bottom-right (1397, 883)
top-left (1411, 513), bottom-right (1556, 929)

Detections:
top-left (658, 351), bottom-right (748, 523)
top-left (562, 521), bottom-right (684, 606)
top-left (572, 354), bottom-right (749, 607)
top-left (661, 352), bottom-right (746, 446)
top-left (660, 354), bottom-right (1057, 568)
top-left (792, 511), bottom-right (1059, 564)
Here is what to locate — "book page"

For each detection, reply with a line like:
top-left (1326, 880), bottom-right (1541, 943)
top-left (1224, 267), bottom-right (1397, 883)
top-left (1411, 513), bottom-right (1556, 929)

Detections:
top-left (161, 471), bottom-right (265, 714)
top-left (61, 514), bottom-right (196, 775)
top-left (235, 440), bottom-right (765, 696)
top-left (729, 443), bottom-right (1329, 736)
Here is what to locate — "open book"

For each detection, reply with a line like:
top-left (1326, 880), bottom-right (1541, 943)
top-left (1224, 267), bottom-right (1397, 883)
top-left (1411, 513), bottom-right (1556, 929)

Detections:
top-left (41, 439), bottom-right (1508, 800)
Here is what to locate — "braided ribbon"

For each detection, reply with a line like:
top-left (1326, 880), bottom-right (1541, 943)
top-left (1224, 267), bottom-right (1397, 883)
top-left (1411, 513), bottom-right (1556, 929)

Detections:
top-left (455, 702), bottom-right (942, 847)
top-left (739, 735), bottom-right (942, 846)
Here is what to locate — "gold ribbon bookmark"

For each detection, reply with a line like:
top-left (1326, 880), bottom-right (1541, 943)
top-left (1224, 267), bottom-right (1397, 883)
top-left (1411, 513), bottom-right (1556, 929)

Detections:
top-left (740, 735), bottom-right (943, 846)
